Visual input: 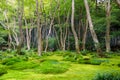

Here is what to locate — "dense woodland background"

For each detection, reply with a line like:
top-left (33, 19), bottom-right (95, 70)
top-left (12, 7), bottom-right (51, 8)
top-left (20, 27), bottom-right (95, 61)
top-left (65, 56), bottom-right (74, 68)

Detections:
top-left (0, 0), bottom-right (120, 56)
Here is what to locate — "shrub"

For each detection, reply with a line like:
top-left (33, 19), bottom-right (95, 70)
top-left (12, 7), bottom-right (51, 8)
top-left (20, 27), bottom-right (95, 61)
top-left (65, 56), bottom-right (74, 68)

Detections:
top-left (0, 65), bottom-right (7, 76)
top-left (117, 63), bottom-right (120, 67)
top-left (93, 71), bottom-right (120, 80)
top-left (78, 59), bottom-right (91, 64)
top-left (78, 58), bottom-right (108, 65)
top-left (9, 61), bottom-right (39, 70)
top-left (80, 50), bottom-right (90, 55)
top-left (90, 59), bottom-right (105, 65)
top-left (37, 59), bottom-right (70, 74)
top-left (42, 52), bottom-right (54, 56)
top-left (63, 52), bottom-right (82, 62)
top-left (2, 57), bottom-right (22, 65)
top-left (53, 51), bottom-right (64, 56)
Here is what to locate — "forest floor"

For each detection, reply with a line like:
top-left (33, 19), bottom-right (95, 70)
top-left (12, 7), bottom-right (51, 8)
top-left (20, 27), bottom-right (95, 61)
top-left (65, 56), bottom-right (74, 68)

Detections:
top-left (0, 53), bottom-right (120, 80)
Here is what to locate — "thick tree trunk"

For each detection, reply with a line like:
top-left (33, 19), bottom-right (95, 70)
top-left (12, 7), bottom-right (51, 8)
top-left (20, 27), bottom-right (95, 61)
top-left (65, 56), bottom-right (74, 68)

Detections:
top-left (36, 0), bottom-right (42, 56)
top-left (105, 0), bottom-right (111, 52)
top-left (84, 0), bottom-right (102, 55)
top-left (71, 0), bottom-right (80, 53)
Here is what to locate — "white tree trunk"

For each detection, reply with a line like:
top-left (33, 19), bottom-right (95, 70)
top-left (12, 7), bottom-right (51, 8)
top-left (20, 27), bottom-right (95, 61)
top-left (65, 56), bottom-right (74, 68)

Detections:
top-left (71, 0), bottom-right (80, 53)
top-left (105, 0), bottom-right (111, 52)
top-left (84, 0), bottom-right (102, 54)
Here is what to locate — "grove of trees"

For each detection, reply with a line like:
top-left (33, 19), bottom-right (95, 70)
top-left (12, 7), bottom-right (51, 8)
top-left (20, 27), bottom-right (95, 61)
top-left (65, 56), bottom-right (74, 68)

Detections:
top-left (0, 0), bottom-right (120, 56)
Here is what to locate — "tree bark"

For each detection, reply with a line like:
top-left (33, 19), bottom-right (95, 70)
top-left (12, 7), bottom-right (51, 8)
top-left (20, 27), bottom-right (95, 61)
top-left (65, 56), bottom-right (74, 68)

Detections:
top-left (71, 0), bottom-right (80, 53)
top-left (105, 0), bottom-right (111, 52)
top-left (82, 19), bottom-right (88, 50)
top-left (25, 19), bottom-right (30, 50)
top-left (17, 0), bottom-right (24, 54)
top-left (84, 0), bottom-right (102, 55)
top-left (36, 0), bottom-right (42, 56)
top-left (45, 18), bottom-right (54, 52)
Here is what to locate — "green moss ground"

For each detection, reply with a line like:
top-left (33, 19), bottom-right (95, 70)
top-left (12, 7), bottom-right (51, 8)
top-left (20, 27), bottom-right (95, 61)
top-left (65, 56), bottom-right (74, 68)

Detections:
top-left (0, 54), bottom-right (120, 80)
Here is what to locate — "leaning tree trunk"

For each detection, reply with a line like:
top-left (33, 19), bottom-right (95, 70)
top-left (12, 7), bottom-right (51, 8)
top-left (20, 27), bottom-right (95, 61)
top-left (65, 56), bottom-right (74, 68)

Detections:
top-left (84, 0), bottom-right (102, 55)
top-left (71, 0), bottom-right (80, 53)
top-left (45, 18), bottom-right (54, 52)
top-left (36, 0), bottom-right (42, 56)
top-left (17, 0), bottom-right (24, 54)
top-left (105, 0), bottom-right (111, 53)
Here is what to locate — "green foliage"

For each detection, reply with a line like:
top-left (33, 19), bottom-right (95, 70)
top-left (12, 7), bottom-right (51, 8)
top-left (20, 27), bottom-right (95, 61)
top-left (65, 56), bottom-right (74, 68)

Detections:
top-left (37, 59), bottom-right (70, 74)
top-left (63, 52), bottom-right (82, 62)
top-left (78, 58), bottom-right (91, 64)
top-left (9, 61), bottom-right (39, 70)
top-left (42, 52), bottom-right (54, 56)
top-left (78, 58), bottom-right (108, 65)
top-left (118, 63), bottom-right (120, 67)
top-left (2, 57), bottom-right (22, 65)
top-left (90, 59), bottom-right (106, 65)
top-left (0, 27), bottom-right (8, 45)
top-left (93, 71), bottom-right (120, 80)
top-left (80, 50), bottom-right (90, 55)
top-left (0, 65), bottom-right (7, 76)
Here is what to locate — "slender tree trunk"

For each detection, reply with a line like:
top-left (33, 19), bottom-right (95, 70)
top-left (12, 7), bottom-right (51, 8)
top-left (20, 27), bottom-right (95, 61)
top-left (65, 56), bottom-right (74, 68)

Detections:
top-left (25, 19), bottom-right (30, 50)
top-left (78, 20), bottom-right (81, 40)
top-left (53, 27), bottom-right (61, 49)
top-left (45, 18), bottom-right (54, 52)
top-left (17, 0), bottom-right (24, 54)
top-left (57, 6), bottom-right (64, 50)
top-left (13, 17), bottom-right (19, 48)
top-left (71, 0), bottom-right (80, 53)
top-left (82, 19), bottom-right (88, 50)
top-left (84, 0), bottom-right (102, 55)
top-left (36, 0), bottom-right (42, 56)
top-left (105, 0), bottom-right (111, 52)
top-left (67, 30), bottom-right (70, 50)
top-left (3, 9), bottom-right (12, 49)
top-left (62, 10), bottom-right (70, 51)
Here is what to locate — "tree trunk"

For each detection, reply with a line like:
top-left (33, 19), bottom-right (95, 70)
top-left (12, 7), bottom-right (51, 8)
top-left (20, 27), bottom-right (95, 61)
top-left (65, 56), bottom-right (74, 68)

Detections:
top-left (36, 0), bottom-right (42, 56)
top-left (71, 0), bottom-right (80, 53)
top-left (105, 0), bottom-right (111, 52)
top-left (25, 19), bottom-right (30, 50)
top-left (3, 9), bottom-right (12, 49)
top-left (17, 0), bottom-right (24, 54)
top-left (84, 0), bottom-right (102, 55)
top-left (82, 19), bottom-right (88, 50)
top-left (45, 18), bottom-right (54, 52)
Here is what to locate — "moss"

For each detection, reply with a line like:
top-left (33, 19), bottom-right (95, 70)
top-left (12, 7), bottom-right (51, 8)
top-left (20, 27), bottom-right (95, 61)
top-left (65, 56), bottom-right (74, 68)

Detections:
top-left (0, 65), bottom-right (7, 76)
top-left (36, 59), bottom-right (70, 74)
top-left (0, 52), bottom-right (120, 80)
top-left (2, 57), bottom-right (22, 65)
top-left (9, 61), bottom-right (39, 70)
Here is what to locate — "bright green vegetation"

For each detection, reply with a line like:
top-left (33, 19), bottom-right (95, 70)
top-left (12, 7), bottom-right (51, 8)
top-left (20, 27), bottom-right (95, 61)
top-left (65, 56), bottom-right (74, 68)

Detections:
top-left (0, 51), bottom-right (120, 80)
top-left (0, 65), bottom-right (7, 76)
top-left (93, 71), bottom-right (120, 80)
